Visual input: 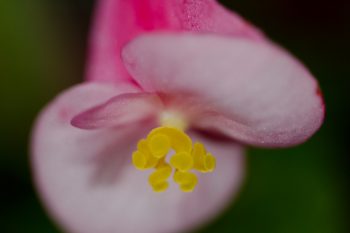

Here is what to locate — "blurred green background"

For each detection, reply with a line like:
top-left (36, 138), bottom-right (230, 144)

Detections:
top-left (0, 0), bottom-right (349, 232)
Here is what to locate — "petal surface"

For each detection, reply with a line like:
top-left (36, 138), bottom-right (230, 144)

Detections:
top-left (32, 83), bottom-right (245, 233)
top-left (122, 34), bottom-right (325, 147)
top-left (72, 92), bottom-right (163, 129)
top-left (87, 0), bottom-right (263, 83)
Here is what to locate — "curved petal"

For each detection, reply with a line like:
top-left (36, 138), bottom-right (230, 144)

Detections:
top-left (87, 0), bottom-right (263, 83)
top-left (32, 82), bottom-right (245, 233)
top-left (122, 33), bottom-right (325, 147)
top-left (72, 92), bottom-right (163, 130)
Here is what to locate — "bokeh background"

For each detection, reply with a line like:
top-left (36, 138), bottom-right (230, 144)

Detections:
top-left (1, 0), bottom-right (349, 232)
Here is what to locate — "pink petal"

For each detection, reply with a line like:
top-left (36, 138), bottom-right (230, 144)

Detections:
top-left (175, 0), bottom-right (264, 40)
top-left (122, 33), bottom-right (325, 147)
top-left (32, 83), bottom-right (245, 233)
top-left (87, 0), bottom-right (263, 83)
top-left (71, 92), bottom-right (163, 130)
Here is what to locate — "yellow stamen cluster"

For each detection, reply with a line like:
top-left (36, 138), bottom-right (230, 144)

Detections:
top-left (132, 126), bottom-right (216, 192)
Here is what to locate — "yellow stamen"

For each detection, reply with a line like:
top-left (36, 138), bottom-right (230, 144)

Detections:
top-left (148, 162), bottom-right (172, 192)
top-left (192, 142), bottom-right (206, 171)
top-left (174, 171), bottom-right (198, 192)
top-left (132, 112), bottom-right (216, 192)
top-left (132, 151), bottom-right (147, 170)
top-left (135, 139), bottom-right (158, 169)
top-left (147, 127), bottom-right (192, 153)
top-left (150, 181), bottom-right (169, 192)
top-left (170, 152), bottom-right (193, 172)
top-left (203, 153), bottom-right (216, 172)
top-left (148, 133), bottom-right (170, 158)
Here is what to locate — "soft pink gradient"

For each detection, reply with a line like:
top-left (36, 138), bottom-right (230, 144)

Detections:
top-left (33, 83), bottom-right (245, 233)
top-left (32, 0), bottom-right (325, 233)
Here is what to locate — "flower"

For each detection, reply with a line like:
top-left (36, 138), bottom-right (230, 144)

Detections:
top-left (31, 0), bottom-right (325, 233)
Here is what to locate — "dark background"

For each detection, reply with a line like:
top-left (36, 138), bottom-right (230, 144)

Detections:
top-left (0, 0), bottom-right (349, 232)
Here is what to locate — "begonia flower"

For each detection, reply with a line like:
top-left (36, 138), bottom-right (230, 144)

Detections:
top-left (31, 0), bottom-right (325, 233)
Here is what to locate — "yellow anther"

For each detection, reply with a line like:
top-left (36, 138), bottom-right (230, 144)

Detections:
top-left (150, 181), bottom-right (169, 192)
top-left (147, 133), bottom-right (170, 158)
top-left (132, 125), bottom-right (216, 193)
top-left (133, 139), bottom-right (158, 169)
top-left (137, 139), bottom-right (149, 153)
top-left (173, 171), bottom-right (198, 192)
top-left (149, 163), bottom-right (172, 192)
top-left (203, 153), bottom-right (216, 172)
top-left (192, 142), bottom-right (206, 171)
top-left (145, 156), bottom-right (158, 169)
top-left (148, 127), bottom-right (192, 153)
top-left (170, 152), bottom-right (193, 172)
top-left (155, 161), bottom-right (172, 177)
top-left (132, 151), bottom-right (147, 170)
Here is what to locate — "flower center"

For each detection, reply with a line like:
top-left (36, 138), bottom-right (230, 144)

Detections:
top-left (132, 111), bottom-right (216, 192)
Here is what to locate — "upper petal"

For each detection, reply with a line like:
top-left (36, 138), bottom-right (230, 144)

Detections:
top-left (32, 83), bottom-right (245, 233)
top-left (122, 33), bottom-right (325, 147)
top-left (87, 0), bottom-right (263, 83)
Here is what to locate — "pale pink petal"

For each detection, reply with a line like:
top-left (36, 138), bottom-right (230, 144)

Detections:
top-left (32, 82), bottom-right (245, 233)
top-left (71, 92), bottom-right (163, 130)
top-left (87, 0), bottom-right (263, 83)
top-left (122, 33), bottom-right (325, 147)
